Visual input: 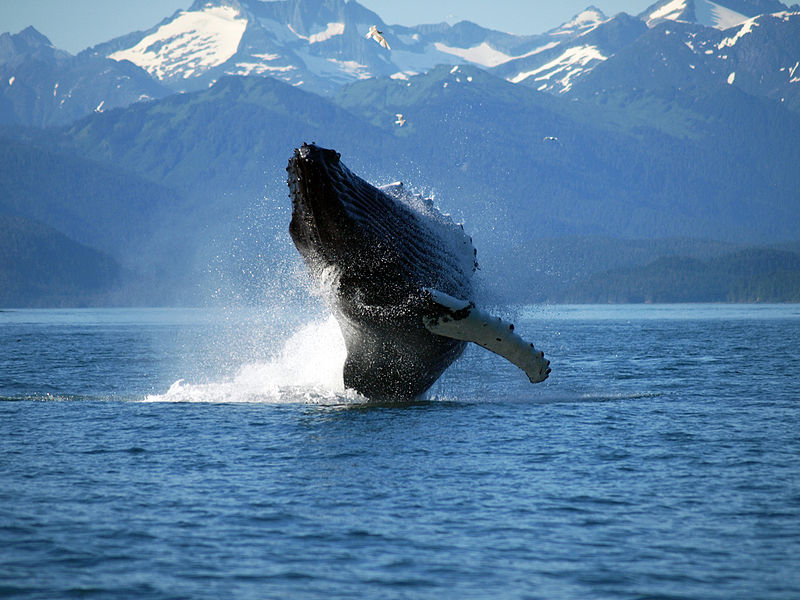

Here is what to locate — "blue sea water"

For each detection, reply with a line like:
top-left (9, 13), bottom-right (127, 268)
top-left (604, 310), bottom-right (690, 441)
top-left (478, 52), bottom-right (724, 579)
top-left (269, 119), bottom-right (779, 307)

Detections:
top-left (1, 304), bottom-right (799, 599)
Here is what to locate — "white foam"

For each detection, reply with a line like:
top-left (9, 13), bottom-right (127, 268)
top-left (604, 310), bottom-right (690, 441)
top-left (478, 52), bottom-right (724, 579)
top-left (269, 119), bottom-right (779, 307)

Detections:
top-left (143, 316), bottom-right (364, 405)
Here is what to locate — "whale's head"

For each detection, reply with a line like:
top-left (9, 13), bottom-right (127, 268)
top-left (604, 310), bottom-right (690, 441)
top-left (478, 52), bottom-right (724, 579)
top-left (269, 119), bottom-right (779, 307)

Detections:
top-left (287, 143), bottom-right (370, 281)
top-left (287, 143), bottom-right (474, 305)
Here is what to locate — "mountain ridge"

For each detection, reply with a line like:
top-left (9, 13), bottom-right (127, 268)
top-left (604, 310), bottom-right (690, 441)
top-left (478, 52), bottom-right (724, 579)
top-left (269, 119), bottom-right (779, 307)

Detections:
top-left (2, 0), bottom-right (799, 127)
top-left (1, 0), bottom-right (799, 305)
top-left (0, 27), bottom-right (170, 127)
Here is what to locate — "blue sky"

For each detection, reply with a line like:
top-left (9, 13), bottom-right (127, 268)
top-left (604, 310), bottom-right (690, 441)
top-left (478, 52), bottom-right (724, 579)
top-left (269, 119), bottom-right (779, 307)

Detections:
top-left (1, 0), bottom-right (656, 54)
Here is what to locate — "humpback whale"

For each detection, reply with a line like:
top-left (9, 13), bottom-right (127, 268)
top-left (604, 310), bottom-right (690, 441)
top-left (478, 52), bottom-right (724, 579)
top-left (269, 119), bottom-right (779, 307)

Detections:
top-left (287, 143), bottom-right (549, 400)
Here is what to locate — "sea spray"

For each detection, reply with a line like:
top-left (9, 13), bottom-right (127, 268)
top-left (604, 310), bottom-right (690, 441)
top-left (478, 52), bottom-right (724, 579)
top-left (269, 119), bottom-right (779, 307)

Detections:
top-left (143, 316), bottom-right (364, 404)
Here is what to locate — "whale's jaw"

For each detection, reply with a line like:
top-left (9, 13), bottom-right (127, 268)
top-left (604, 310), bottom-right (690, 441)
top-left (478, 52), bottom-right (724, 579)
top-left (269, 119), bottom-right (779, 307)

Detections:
top-left (287, 144), bottom-right (353, 275)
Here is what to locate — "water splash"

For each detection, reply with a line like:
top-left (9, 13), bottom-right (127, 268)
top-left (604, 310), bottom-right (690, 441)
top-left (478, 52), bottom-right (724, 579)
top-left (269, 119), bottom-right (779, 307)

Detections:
top-left (144, 316), bottom-right (366, 405)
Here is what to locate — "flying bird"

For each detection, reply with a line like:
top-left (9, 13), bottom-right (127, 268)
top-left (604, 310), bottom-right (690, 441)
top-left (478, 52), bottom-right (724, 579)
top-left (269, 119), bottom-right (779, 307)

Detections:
top-left (395, 113), bottom-right (406, 127)
top-left (366, 25), bottom-right (390, 50)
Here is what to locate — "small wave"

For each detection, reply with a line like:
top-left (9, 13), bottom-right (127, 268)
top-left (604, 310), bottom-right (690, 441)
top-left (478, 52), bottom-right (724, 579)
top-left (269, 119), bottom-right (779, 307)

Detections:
top-left (0, 393), bottom-right (83, 402)
top-left (583, 390), bottom-right (661, 401)
top-left (143, 316), bottom-right (367, 405)
top-left (526, 390), bottom-right (662, 404)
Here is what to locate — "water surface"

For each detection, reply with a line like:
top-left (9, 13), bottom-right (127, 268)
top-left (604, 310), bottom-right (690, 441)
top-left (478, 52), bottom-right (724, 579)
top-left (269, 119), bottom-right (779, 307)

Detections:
top-left (2, 305), bottom-right (799, 599)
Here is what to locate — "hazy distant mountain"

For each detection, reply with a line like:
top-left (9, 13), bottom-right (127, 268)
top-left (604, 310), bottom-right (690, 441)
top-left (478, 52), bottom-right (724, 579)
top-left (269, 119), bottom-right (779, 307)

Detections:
top-left (57, 74), bottom-right (396, 197)
top-left (0, 135), bottom-right (187, 276)
top-left (333, 63), bottom-right (800, 247)
top-left (558, 247), bottom-right (800, 303)
top-left (0, 27), bottom-right (169, 127)
top-left (0, 26), bottom-right (69, 63)
top-left (37, 63), bottom-right (800, 265)
top-left (0, 213), bottom-right (121, 307)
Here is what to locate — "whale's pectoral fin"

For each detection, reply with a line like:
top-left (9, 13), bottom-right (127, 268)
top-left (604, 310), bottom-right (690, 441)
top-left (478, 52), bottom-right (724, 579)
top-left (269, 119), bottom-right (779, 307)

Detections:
top-left (421, 288), bottom-right (551, 383)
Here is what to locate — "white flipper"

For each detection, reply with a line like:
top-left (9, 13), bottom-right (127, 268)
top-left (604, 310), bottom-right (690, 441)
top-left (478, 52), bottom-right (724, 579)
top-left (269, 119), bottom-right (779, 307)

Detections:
top-left (422, 288), bottom-right (550, 383)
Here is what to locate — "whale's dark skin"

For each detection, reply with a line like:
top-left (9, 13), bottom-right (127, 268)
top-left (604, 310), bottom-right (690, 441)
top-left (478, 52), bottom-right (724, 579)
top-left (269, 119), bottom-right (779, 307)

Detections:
top-left (287, 143), bottom-right (476, 400)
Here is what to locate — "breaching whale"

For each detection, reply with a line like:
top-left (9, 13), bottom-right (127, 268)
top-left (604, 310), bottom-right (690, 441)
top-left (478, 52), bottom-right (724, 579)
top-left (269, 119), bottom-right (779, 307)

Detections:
top-left (287, 143), bottom-right (549, 400)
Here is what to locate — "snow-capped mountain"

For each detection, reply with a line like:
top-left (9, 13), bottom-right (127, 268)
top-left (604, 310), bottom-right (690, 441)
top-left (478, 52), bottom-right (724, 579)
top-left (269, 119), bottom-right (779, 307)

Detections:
top-left (490, 0), bottom-right (800, 101)
top-left (490, 10), bottom-right (648, 94)
top-left (92, 0), bottom-right (637, 96)
top-left (716, 11), bottom-right (800, 109)
top-left (570, 10), bottom-right (800, 113)
top-left (0, 27), bottom-right (169, 126)
top-left (2, 0), bottom-right (798, 126)
top-left (495, 0), bottom-right (798, 95)
top-left (640, 0), bottom-right (793, 29)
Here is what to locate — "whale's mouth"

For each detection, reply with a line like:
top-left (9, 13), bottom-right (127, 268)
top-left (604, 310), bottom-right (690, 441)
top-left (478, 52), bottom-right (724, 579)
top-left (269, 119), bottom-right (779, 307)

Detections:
top-left (287, 143), bottom-right (353, 270)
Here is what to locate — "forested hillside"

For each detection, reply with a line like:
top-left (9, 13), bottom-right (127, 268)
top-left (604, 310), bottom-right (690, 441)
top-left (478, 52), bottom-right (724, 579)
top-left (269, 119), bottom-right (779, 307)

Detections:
top-left (0, 214), bottom-right (120, 307)
top-left (556, 248), bottom-right (800, 303)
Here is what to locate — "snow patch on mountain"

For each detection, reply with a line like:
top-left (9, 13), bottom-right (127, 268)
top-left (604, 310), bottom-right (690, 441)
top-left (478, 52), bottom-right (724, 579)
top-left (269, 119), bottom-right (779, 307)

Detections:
top-left (433, 40), bottom-right (564, 69)
top-left (717, 16), bottom-right (759, 48)
top-left (790, 61), bottom-right (800, 82)
top-left (109, 5), bottom-right (247, 80)
top-left (645, 0), bottom-right (750, 30)
top-left (326, 58), bottom-right (372, 79)
top-left (232, 61), bottom-right (295, 76)
top-left (433, 42), bottom-right (513, 68)
top-left (646, 0), bottom-right (687, 26)
top-left (298, 50), bottom-right (371, 84)
top-left (509, 45), bottom-right (607, 92)
top-left (228, 51), bottom-right (297, 76)
top-left (695, 1), bottom-right (750, 29)
top-left (287, 22), bottom-right (345, 44)
top-left (551, 8), bottom-right (607, 35)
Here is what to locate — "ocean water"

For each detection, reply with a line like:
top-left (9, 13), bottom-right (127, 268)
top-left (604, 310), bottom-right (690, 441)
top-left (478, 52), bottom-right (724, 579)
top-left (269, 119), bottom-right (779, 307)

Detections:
top-left (1, 304), bottom-right (799, 599)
